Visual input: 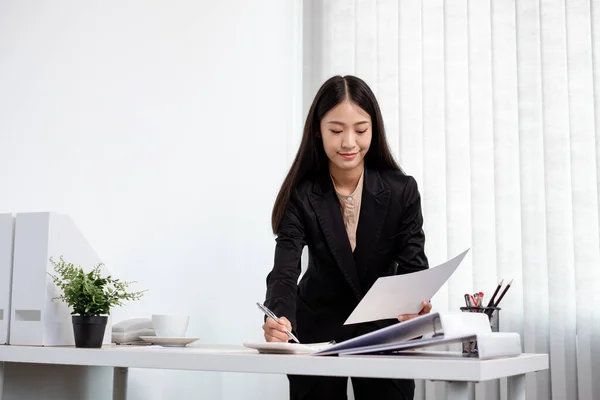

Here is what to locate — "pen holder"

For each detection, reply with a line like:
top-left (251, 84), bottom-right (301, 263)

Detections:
top-left (459, 306), bottom-right (500, 355)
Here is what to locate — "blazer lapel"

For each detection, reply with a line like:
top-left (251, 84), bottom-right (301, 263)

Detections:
top-left (354, 167), bottom-right (391, 276)
top-left (308, 174), bottom-right (363, 301)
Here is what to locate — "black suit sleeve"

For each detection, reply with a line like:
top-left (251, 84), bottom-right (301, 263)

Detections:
top-left (394, 176), bottom-right (429, 274)
top-left (264, 190), bottom-right (306, 331)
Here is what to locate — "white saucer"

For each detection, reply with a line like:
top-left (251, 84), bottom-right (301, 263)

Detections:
top-left (139, 336), bottom-right (199, 347)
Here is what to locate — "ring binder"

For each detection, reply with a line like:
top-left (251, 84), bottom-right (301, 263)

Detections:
top-left (313, 311), bottom-right (521, 359)
top-left (431, 314), bottom-right (443, 337)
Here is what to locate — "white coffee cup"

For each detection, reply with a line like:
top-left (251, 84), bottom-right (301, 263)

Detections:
top-left (151, 314), bottom-right (190, 337)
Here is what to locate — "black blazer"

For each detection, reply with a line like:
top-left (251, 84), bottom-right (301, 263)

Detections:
top-left (264, 166), bottom-right (429, 344)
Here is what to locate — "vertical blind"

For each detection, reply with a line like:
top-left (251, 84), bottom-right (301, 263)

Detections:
top-left (303, 0), bottom-right (600, 399)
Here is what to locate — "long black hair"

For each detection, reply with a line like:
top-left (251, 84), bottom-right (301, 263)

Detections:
top-left (271, 75), bottom-right (402, 233)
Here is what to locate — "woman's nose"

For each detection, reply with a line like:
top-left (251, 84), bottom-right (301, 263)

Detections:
top-left (341, 131), bottom-right (356, 149)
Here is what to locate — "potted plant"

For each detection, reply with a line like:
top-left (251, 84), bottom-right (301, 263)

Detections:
top-left (48, 256), bottom-right (146, 348)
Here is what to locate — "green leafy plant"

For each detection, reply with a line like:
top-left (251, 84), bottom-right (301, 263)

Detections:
top-left (48, 256), bottom-right (146, 316)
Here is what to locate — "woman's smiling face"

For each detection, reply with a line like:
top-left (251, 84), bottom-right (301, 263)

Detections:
top-left (320, 99), bottom-right (372, 172)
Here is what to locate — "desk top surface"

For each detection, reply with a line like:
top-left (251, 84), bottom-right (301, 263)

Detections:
top-left (0, 344), bottom-right (549, 382)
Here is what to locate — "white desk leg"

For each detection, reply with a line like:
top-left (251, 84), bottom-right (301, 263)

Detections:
top-left (507, 374), bottom-right (526, 400)
top-left (113, 367), bottom-right (128, 400)
top-left (447, 382), bottom-right (469, 400)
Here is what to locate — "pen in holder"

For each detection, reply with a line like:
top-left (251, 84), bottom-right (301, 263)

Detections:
top-left (459, 306), bottom-right (500, 355)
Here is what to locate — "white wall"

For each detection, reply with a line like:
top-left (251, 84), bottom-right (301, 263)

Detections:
top-left (0, 1), bottom-right (301, 398)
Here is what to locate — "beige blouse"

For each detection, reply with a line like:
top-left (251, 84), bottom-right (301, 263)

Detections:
top-left (332, 172), bottom-right (364, 252)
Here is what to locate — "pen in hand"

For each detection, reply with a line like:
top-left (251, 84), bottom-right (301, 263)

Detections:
top-left (256, 302), bottom-right (300, 343)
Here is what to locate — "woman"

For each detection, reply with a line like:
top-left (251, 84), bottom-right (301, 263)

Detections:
top-left (262, 75), bottom-right (431, 400)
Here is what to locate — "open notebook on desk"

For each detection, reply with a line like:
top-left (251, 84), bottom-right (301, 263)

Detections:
top-left (244, 312), bottom-right (521, 360)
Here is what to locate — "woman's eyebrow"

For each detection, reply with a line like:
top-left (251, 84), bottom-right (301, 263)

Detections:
top-left (326, 120), bottom-right (370, 125)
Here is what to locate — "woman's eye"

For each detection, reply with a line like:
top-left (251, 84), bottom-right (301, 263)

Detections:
top-left (356, 130), bottom-right (367, 134)
top-left (330, 129), bottom-right (343, 134)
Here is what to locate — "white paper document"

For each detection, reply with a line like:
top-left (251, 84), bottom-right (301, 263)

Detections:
top-left (344, 248), bottom-right (470, 325)
top-left (243, 341), bottom-right (333, 354)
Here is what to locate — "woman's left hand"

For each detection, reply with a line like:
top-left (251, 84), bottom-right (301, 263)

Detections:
top-left (397, 300), bottom-right (432, 322)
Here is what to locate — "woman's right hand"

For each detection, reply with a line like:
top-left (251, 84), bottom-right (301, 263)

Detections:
top-left (262, 316), bottom-right (293, 342)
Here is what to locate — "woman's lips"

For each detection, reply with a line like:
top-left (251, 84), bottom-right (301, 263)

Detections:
top-left (339, 152), bottom-right (358, 159)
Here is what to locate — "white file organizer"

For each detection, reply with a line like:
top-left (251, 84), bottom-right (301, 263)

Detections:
top-left (0, 213), bottom-right (15, 344)
top-left (9, 212), bottom-right (112, 346)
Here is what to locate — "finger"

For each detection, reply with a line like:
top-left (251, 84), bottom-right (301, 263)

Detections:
top-left (279, 316), bottom-right (292, 330)
top-left (267, 317), bottom-right (291, 333)
top-left (265, 331), bottom-right (284, 343)
top-left (419, 301), bottom-right (432, 314)
top-left (266, 326), bottom-right (290, 342)
top-left (265, 317), bottom-right (290, 333)
top-left (262, 322), bottom-right (289, 342)
top-left (397, 314), bottom-right (418, 322)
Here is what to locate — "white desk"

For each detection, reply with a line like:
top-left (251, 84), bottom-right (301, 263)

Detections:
top-left (0, 344), bottom-right (548, 400)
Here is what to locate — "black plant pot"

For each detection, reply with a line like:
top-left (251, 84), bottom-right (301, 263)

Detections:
top-left (72, 315), bottom-right (108, 348)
